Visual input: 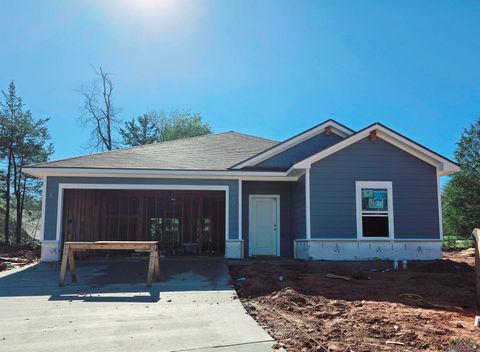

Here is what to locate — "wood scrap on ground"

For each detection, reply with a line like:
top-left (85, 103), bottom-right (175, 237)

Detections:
top-left (0, 248), bottom-right (39, 272)
top-left (325, 273), bottom-right (351, 281)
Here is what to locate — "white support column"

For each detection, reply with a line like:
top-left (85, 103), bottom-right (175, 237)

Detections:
top-left (40, 176), bottom-right (47, 241)
top-left (305, 168), bottom-right (311, 239)
top-left (238, 179), bottom-right (242, 239)
top-left (437, 172), bottom-right (444, 240)
top-left (225, 187), bottom-right (229, 241)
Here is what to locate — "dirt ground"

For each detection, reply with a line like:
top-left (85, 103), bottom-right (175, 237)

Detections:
top-left (0, 245), bottom-right (40, 272)
top-left (229, 250), bottom-right (480, 352)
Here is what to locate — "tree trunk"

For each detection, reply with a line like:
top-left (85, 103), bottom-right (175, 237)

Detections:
top-left (15, 193), bottom-right (22, 244)
top-left (4, 151), bottom-right (12, 245)
top-left (473, 229), bottom-right (480, 305)
top-left (20, 176), bottom-right (27, 243)
top-left (11, 155), bottom-right (22, 244)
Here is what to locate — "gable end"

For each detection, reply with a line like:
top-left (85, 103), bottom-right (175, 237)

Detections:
top-left (232, 119), bottom-right (354, 169)
top-left (293, 123), bottom-right (459, 176)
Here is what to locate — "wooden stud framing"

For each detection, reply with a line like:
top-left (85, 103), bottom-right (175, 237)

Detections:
top-left (61, 189), bottom-right (226, 256)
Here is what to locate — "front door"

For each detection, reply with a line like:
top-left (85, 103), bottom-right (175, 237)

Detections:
top-left (249, 196), bottom-right (279, 256)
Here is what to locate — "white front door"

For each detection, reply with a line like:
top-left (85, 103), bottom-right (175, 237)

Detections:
top-left (249, 196), bottom-right (279, 256)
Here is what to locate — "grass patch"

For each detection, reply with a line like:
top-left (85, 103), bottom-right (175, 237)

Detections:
top-left (443, 235), bottom-right (474, 250)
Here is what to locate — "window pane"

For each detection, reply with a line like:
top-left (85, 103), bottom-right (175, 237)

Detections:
top-left (362, 188), bottom-right (388, 211)
top-left (362, 216), bottom-right (389, 237)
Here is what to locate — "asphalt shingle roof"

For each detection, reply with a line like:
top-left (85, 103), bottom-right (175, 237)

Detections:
top-left (30, 132), bottom-right (279, 170)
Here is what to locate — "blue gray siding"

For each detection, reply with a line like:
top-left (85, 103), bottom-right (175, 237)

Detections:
top-left (309, 137), bottom-right (440, 239)
top-left (242, 181), bottom-right (294, 257)
top-left (292, 175), bottom-right (306, 239)
top-left (256, 132), bottom-right (342, 169)
top-left (43, 176), bottom-right (239, 241)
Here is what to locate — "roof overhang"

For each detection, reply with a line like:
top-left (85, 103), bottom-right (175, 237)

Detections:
top-left (22, 167), bottom-right (301, 181)
top-left (231, 120), bottom-right (354, 169)
top-left (292, 123), bottom-right (460, 176)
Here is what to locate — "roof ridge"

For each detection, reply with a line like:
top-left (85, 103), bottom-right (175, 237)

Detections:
top-left (225, 130), bottom-right (279, 143)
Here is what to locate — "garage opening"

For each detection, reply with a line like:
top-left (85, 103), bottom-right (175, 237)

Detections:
top-left (61, 189), bottom-right (226, 256)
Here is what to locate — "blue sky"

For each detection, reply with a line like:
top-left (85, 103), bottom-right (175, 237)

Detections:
top-left (1, 0), bottom-right (479, 168)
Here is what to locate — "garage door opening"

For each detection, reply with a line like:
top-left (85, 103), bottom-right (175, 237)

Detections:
top-left (61, 189), bottom-right (226, 256)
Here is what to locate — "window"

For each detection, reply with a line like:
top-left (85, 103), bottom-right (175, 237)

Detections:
top-left (356, 181), bottom-right (394, 239)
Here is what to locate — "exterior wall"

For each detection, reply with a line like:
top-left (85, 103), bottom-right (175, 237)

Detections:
top-left (39, 136), bottom-right (441, 262)
top-left (42, 176), bottom-right (239, 260)
top-left (291, 175), bottom-right (306, 239)
top-left (242, 181), bottom-right (293, 257)
top-left (256, 132), bottom-right (342, 169)
top-left (309, 137), bottom-right (440, 240)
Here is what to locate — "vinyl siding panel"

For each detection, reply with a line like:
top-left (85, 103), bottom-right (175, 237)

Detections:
top-left (309, 137), bottom-right (439, 239)
top-left (256, 132), bottom-right (342, 169)
top-left (292, 176), bottom-right (306, 239)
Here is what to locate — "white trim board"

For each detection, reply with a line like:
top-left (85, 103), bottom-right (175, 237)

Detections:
top-left (437, 171), bottom-right (444, 240)
top-left (305, 168), bottom-right (311, 239)
top-left (23, 167), bottom-right (299, 180)
top-left (248, 194), bottom-right (281, 256)
top-left (238, 179), bottom-right (242, 240)
top-left (293, 124), bottom-right (459, 176)
top-left (54, 183), bottom-right (231, 244)
top-left (232, 120), bottom-right (353, 169)
top-left (295, 238), bottom-right (442, 242)
top-left (39, 176), bottom-right (47, 241)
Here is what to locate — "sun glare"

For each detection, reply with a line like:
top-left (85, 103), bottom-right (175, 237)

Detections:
top-left (121, 0), bottom-right (179, 18)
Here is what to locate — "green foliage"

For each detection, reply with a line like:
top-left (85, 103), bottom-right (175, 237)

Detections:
top-left (443, 172), bottom-right (480, 238)
top-left (455, 117), bottom-right (480, 174)
top-left (163, 112), bottom-right (212, 141)
top-left (120, 110), bottom-right (212, 147)
top-left (442, 235), bottom-right (474, 250)
top-left (119, 112), bottom-right (160, 146)
top-left (0, 81), bottom-right (53, 244)
top-left (443, 116), bottom-right (480, 239)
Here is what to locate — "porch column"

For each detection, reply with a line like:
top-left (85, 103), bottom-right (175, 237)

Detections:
top-left (238, 179), bottom-right (242, 239)
top-left (225, 179), bottom-right (244, 258)
top-left (40, 176), bottom-right (61, 261)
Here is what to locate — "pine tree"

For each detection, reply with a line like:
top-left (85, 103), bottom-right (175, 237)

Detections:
top-left (443, 116), bottom-right (480, 238)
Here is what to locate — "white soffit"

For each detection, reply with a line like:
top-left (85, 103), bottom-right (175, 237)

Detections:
top-left (22, 167), bottom-right (300, 181)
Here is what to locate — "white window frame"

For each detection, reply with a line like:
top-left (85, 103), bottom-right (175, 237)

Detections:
top-left (355, 181), bottom-right (394, 240)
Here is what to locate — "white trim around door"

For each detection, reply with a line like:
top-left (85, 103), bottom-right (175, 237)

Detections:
top-left (248, 194), bottom-right (281, 256)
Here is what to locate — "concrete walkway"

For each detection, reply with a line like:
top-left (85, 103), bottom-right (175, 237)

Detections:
top-left (0, 257), bottom-right (275, 352)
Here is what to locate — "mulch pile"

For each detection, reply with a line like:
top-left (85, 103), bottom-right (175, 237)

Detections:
top-left (229, 249), bottom-right (480, 352)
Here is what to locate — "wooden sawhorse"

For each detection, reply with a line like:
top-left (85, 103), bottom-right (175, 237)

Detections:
top-left (59, 241), bottom-right (160, 287)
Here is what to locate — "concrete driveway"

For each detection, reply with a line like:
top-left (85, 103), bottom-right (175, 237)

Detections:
top-left (0, 256), bottom-right (275, 352)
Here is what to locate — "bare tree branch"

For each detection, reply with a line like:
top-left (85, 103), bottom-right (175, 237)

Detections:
top-left (78, 66), bottom-right (119, 152)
